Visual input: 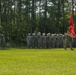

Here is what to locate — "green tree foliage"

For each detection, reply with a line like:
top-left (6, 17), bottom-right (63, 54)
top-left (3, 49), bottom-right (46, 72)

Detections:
top-left (0, 0), bottom-right (75, 46)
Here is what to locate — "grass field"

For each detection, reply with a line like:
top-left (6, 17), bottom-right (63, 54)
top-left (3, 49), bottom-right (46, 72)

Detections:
top-left (0, 48), bottom-right (76, 75)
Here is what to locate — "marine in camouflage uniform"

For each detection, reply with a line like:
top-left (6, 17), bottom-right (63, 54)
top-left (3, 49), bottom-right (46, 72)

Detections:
top-left (37, 32), bottom-right (42, 48)
top-left (34, 33), bottom-right (38, 48)
top-left (55, 34), bottom-right (60, 48)
top-left (60, 34), bottom-right (63, 48)
top-left (26, 33), bottom-right (32, 48)
top-left (52, 34), bottom-right (57, 48)
top-left (31, 33), bottom-right (36, 48)
top-left (51, 34), bottom-right (54, 48)
top-left (42, 33), bottom-right (46, 48)
top-left (63, 32), bottom-right (73, 50)
top-left (50, 34), bottom-right (52, 48)
top-left (46, 33), bottom-right (51, 48)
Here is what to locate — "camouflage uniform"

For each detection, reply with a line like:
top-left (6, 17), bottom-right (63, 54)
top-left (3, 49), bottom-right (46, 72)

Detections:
top-left (37, 32), bottom-right (42, 48)
top-left (52, 34), bottom-right (57, 48)
top-left (26, 33), bottom-right (32, 48)
top-left (50, 34), bottom-right (52, 48)
top-left (60, 34), bottom-right (63, 48)
top-left (31, 33), bottom-right (36, 48)
top-left (55, 34), bottom-right (60, 48)
top-left (34, 33), bottom-right (38, 48)
top-left (42, 33), bottom-right (46, 48)
top-left (51, 34), bottom-right (54, 48)
top-left (63, 32), bottom-right (73, 50)
top-left (46, 33), bottom-right (51, 48)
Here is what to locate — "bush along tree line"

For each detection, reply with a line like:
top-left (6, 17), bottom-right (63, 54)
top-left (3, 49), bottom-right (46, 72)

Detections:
top-left (0, 0), bottom-right (76, 47)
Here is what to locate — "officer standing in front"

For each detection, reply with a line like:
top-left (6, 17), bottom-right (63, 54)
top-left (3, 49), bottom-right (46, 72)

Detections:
top-left (63, 31), bottom-right (74, 50)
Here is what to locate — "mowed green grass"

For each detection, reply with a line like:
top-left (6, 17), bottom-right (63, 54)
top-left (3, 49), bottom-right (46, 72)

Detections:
top-left (0, 48), bottom-right (76, 75)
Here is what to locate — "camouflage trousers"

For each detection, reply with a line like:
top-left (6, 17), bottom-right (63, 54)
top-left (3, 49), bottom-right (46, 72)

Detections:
top-left (63, 39), bottom-right (73, 50)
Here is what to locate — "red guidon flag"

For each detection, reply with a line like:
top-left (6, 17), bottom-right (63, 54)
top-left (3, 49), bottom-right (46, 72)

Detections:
top-left (68, 12), bottom-right (76, 38)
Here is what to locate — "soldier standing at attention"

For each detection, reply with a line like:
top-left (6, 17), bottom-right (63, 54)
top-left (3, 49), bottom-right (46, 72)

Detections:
top-left (60, 34), bottom-right (63, 48)
top-left (52, 34), bottom-right (57, 48)
top-left (51, 34), bottom-right (54, 48)
top-left (31, 33), bottom-right (36, 48)
top-left (37, 32), bottom-right (42, 48)
top-left (63, 31), bottom-right (74, 50)
top-left (26, 33), bottom-right (32, 48)
top-left (42, 33), bottom-right (46, 48)
top-left (34, 33), bottom-right (38, 48)
top-left (46, 33), bottom-right (51, 48)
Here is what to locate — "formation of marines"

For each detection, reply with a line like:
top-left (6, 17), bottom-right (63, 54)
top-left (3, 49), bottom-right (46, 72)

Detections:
top-left (26, 32), bottom-right (69, 49)
top-left (26, 31), bottom-right (75, 50)
top-left (0, 31), bottom-right (74, 50)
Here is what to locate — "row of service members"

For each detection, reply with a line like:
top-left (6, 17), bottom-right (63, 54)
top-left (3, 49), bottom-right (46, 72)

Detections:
top-left (26, 32), bottom-right (64, 48)
top-left (0, 32), bottom-right (74, 49)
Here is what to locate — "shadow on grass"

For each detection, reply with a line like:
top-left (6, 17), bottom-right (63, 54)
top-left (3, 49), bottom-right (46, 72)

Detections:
top-left (0, 47), bottom-right (11, 50)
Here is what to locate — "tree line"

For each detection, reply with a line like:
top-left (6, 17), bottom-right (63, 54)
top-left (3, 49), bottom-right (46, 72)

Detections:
top-left (0, 0), bottom-right (76, 46)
